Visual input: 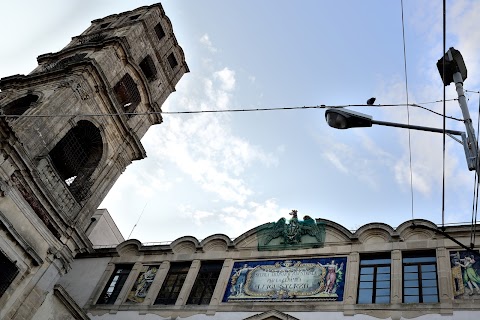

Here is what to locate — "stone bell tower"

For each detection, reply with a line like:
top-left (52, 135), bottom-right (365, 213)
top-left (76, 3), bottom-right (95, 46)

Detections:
top-left (0, 4), bottom-right (188, 319)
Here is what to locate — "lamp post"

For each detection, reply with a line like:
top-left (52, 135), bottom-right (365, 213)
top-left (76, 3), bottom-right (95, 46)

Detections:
top-left (324, 47), bottom-right (479, 252)
top-left (325, 47), bottom-right (479, 176)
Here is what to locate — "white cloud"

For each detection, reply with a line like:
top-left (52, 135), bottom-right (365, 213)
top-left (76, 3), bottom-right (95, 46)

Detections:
top-left (315, 131), bottom-right (387, 188)
top-left (142, 66), bottom-right (277, 207)
top-left (322, 152), bottom-right (348, 174)
top-left (218, 199), bottom-right (285, 237)
top-left (199, 33), bottom-right (217, 53)
top-left (214, 67), bottom-right (236, 91)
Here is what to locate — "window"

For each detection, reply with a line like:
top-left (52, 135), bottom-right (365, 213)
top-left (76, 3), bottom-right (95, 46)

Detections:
top-left (100, 22), bottom-right (110, 29)
top-left (97, 264), bottom-right (133, 304)
top-left (139, 55), bottom-right (157, 81)
top-left (154, 262), bottom-right (191, 305)
top-left (357, 255), bottom-right (391, 304)
top-left (113, 73), bottom-right (141, 115)
top-left (154, 23), bottom-right (165, 40)
top-left (403, 252), bottom-right (438, 303)
top-left (2, 94), bottom-right (38, 117)
top-left (167, 53), bottom-right (178, 69)
top-left (129, 14), bottom-right (140, 20)
top-left (49, 120), bottom-right (103, 202)
top-left (187, 261), bottom-right (223, 305)
top-left (0, 251), bottom-right (19, 298)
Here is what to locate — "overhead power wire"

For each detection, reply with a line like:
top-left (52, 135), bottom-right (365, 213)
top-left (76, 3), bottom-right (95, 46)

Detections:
top-left (410, 103), bottom-right (463, 121)
top-left (0, 100), bottom-right (462, 120)
top-left (400, 0), bottom-right (415, 220)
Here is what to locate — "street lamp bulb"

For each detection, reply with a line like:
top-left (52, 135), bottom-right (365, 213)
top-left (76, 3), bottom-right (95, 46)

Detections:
top-left (326, 112), bottom-right (348, 129)
top-left (325, 108), bottom-right (373, 130)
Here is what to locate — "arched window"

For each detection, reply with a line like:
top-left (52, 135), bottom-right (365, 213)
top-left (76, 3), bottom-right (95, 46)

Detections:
top-left (139, 55), bottom-right (157, 81)
top-left (114, 73), bottom-right (141, 116)
top-left (2, 94), bottom-right (39, 117)
top-left (49, 120), bottom-right (103, 202)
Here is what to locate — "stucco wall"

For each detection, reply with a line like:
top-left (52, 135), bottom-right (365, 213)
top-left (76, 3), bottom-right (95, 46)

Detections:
top-left (58, 257), bottom-right (112, 308)
top-left (88, 209), bottom-right (124, 246)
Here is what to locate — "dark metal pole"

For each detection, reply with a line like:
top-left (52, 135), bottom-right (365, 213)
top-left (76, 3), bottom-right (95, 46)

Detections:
top-left (371, 119), bottom-right (464, 136)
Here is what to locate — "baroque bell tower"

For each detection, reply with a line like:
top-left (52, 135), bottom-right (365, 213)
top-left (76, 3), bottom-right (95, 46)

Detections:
top-left (0, 4), bottom-right (188, 319)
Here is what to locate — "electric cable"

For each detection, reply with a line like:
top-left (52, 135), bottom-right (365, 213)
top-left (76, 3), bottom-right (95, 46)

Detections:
top-left (471, 95), bottom-right (480, 248)
top-left (400, 0), bottom-right (415, 220)
top-left (0, 100), bottom-right (462, 120)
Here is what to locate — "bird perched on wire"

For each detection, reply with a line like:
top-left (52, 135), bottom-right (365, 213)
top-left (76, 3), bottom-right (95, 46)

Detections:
top-left (366, 97), bottom-right (376, 105)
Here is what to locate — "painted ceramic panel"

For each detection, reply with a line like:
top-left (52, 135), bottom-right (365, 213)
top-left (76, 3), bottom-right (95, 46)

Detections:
top-left (222, 257), bottom-right (347, 301)
top-left (451, 251), bottom-right (480, 298)
top-left (126, 265), bottom-right (158, 303)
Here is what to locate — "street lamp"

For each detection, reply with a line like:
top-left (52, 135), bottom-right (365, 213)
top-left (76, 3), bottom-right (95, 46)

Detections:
top-left (324, 47), bottom-right (480, 252)
top-left (325, 47), bottom-right (478, 175)
top-left (326, 108), bottom-right (463, 135)
top-left (325, 108), bottom-right (473, 170)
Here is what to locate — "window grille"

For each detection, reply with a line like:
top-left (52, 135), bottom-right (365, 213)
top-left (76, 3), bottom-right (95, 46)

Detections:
top-left (357, 255), bottom-right (391, 304)
top-left (403, 252), bottom-right (439, 303)
top-left (154, 262), bottom-right (191, 305)
top-left (0, 251), bottom-right (19, 298)
top-left (114, 74), bottom-right (141, 116)
top-left (49, 120), bottom-right (103, 202)
top-left (139, 55), bottom-right (157, 81)
top-left (2, 94), bottom-right (38, 117)
top-left (167, 53), bottom-right (178, 69)
top-left (97, 265), bottom-right (133, 304)
top-left (154, 23), bottom-right (166, 40)
top-left (187, 261), bottom-right (223, 305)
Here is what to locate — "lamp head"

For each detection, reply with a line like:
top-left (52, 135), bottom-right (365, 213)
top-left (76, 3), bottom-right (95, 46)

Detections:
top-left (325, 108), bottom-right (373, 129)
top-left (437, 47), bottom-right (467, 86)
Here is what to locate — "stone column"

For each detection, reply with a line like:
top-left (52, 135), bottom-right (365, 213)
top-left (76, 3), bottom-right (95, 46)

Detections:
top-left (175, 259), bottom-right (201, 306)
top-left (391, 250), bottom-right (402, 304)
top-left (143, 261), bottom-right (170, 305)
top-left (207, 259), bottom-right (233, 314)
top-left (343, 252), bottom-right (359, 316)
top-left (436, 247), bottom-right (454, 306)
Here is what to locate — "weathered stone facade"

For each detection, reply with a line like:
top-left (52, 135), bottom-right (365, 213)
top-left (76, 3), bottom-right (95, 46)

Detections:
top-left (0, 4), bottom-right (188, 319)
top-left (60, 218), bottom-right (480, 320)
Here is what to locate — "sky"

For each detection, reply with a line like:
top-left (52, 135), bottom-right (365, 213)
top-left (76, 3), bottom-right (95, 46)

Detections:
top-left (2, 1), bottom-right (480, 243)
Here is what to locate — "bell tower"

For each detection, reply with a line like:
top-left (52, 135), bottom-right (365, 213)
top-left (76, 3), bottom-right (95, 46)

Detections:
top-left (0, 4), bottom-right (188, 319)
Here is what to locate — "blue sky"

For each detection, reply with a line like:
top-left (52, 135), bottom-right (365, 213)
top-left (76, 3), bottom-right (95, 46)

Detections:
top-left (2, 1), bottom-right (480, 243)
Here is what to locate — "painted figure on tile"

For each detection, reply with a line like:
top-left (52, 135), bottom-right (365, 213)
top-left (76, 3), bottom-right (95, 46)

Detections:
top-left (319, 260), bottom-right (344, 294)
top-left (127, 265), bottom-right (158, 303)
top-left (450, 251), bottom-right (480, 297)
top-left (231, 264), bottom-right (255, 296)
top-left (135, 266), bottom-right (157, 298)
top-left (458, 255), bottom-right (480, 295)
